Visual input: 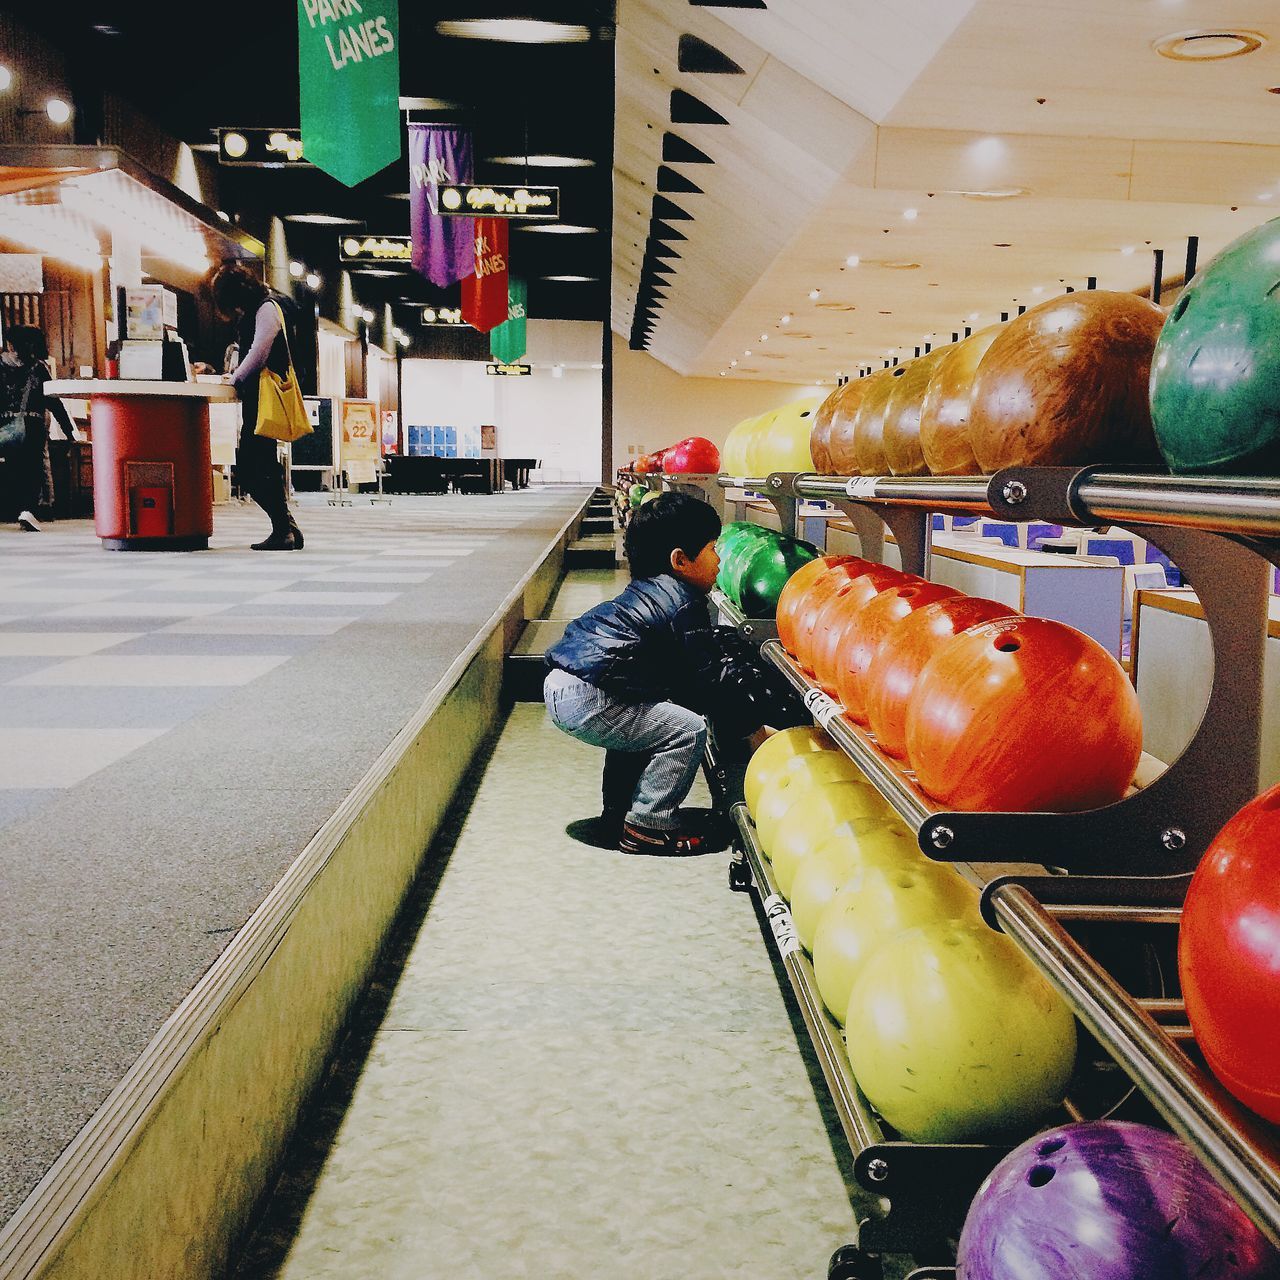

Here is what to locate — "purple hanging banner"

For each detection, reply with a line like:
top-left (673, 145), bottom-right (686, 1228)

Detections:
top-left (409, 123), bottom-right (474, 288)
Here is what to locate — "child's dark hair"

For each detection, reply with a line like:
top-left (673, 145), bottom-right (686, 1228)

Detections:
top-left (624, 491), bottom-right (721, 579)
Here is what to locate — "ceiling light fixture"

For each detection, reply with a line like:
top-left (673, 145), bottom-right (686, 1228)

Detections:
top-left (968, 312), bottom-right (979, 321)
top-left (1154, 28), bottom-right (1265, 60)
top-left (285, 213), bottom-right (362, 225)
top-left (1259, 193), bottom-right (1274, 201)
top-left (780, 313), bottom-right (792, 324)
top-left (760, 333), bottom-right (769, 342)
top-left (730, 360), bottom-right (738, 367)
top-left (289, 261), bottom-right (304, 278)
top-left (902, 207), bottom-right (919, 221)
top-left (543, 274), bottom-right (598, 282)
top-left (517, 223), bottom-right (598, 234)
top-left (222, 132), bottom-right (247, 158)
top-left (398, 335), bottom-right (410, 348)
top-left (216, 210), bottom-right (231, 222)
top-left (0, 66), bottom-right (12, 92)
top-left (488, 154), bottom-right (595, 168)
top-left (808, 289), bottom-right (821, 300)
top-left (361, 308), bottom-right (375, 323)
top-left (436, 18), bottom-right (592, 43)
top-left (744, 349), bottom-right (752, 356)
top-left (305, 271), bottom-right (321, 290)
top-left (1121, 245), bottom-right (1136, 255)
top-left (1032, 285), bottom-right (1044, 294)
top-left (951, 187), bottom-right (1030, 200)
top-left (45, 98), bottom-right (72, 124)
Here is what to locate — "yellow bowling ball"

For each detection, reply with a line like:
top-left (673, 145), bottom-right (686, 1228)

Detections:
top-left (812, 859), bottom-right (979, 1022)
top-left (751, 751), bottom-right (862, 851)
top-left (845, 920), bottom-right (1076, 1142)
top-left (767, 784), bottom-right (891, 898)
top-left (743, 727), bottom-right (833, 815)
top-left (721, 414), bottom-right (758, 475)
top-left (789, 822), bottom-right (925, 952)
top-left (755, 397), bottom-right (822, 474)
top-left (743, 410), bottom-right (780, 476)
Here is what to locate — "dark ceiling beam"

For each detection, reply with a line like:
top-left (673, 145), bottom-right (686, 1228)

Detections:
top-left (657, 165), bottom-right (703, 195)
top-left (650, 218), bottom-right (688, 242)
top-left (662, 132), bottom-right (715, 165)
top-left (652, 195), bottom-right (694, 222)
top-left (677, 33), bottom-right (745, 75)
top-left (670, 89), bottom-right (729, 126)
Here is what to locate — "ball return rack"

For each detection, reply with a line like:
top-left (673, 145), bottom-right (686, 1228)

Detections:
top-left (694, 465), bottom-right (1280, 1276)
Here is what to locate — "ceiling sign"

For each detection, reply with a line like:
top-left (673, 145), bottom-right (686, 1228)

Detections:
top-left (437, 184), bottom-right (560, 220)
top-left (217, 128), bottom-right (309, 167)
top-left (421, 306), bottom-right (465, 326)
top-left (339, 234), bottom-right (412, 266)
top-left (487, 362), bottom-right (532, 377)
top-left (298, 0), bottom-right (401, 187)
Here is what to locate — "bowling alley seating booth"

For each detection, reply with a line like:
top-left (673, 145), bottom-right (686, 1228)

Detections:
top-left (627, 451), bottom-right (1280, 1277)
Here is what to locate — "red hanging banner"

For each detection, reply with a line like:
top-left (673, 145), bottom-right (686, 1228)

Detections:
top-left (461, 218), bottom-right (509, 334)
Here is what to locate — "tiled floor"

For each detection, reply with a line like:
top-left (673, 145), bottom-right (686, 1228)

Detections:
top-left (235, 701), bottom-right (872, 1280)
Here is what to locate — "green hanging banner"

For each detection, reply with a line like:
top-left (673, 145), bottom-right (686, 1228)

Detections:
top-left (489, 276), bottom-right (527, 366)
top-left (298, 0), bottom-right (401, 188)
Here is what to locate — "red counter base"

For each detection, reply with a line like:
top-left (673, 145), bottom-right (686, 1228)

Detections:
top-left (88, 392), bottom-right (215, 552)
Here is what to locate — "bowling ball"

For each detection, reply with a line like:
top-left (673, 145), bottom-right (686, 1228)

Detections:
top-left (1180, 783), bottom-right (1280, 1122)
top-left (768, 783), bottom-right (890, 898)
top-left (810, 566), bottom-right (915, 698)
top-left (919, 326), bottom-right (1000, 475)
top-left (827, 378), bottom-right (871, 475)
top-left (775, 555), bottom-right (854, 655)
top-left (663, 435), bottom-right (721, 474)
top-left (716, 524), bottom-right (772, 604)
top-left (846, 919), bottom-right (1076, 1141)
top-left (628, 482), bottom-right (648, 509)
top-left (956, 1121), bottom-right (1278, 1279)
top-left (790, 558), bottom-right (882, 671)
top-left (751, 750), bottom-right (862, 851)
top-left (755, 397), bottom-right (821, 474)
top-left (852, 371), bottom-right (898, 475)
top-left (969, 291), bottom-right (1166, 470)
top-left (833, 580), bottom-right (962, 725)
top-left (721, 415), bottom-right (757, 475)
top-left (905, 616), bottom-right (1142, 812)
top-left (633, 453), bottom-right (657, 474)
top-left (1151, 216), bottom-right (1280, 474)
top-left (737, 536), bottom-right (820, 618)
top-left (743, 409), bottom-right (780, 475)
top-left (810, 386), bottom-right (842, 473)
top-left (865, 595), bottom-right (1018, 758)
top-left (789, 820), bottom-right (923, 951)
top-left (883, 347), bottom-right (947, 476)
top-left (742, 726), bottom-right (833, 814)
top-left (813, 858), bottom-right (979, 1023)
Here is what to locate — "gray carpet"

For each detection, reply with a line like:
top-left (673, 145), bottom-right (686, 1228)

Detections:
top-left (0, 488), bottom-right (590, 1224)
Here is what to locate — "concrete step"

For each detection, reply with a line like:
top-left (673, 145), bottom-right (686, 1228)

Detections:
top-left (565, 536), bottom-right (618, 569)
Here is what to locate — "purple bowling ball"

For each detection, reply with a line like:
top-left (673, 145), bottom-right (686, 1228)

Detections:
top-left (957, 1121), bottom-right (1278, 1279)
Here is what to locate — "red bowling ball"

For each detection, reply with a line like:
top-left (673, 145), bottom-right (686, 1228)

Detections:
top-left (790, 558), bottom-right (884, 671)
top-left (1180, 784), bottom-right (1280, 1122)
top-left (775, 556), bottom-right (855, 657)
top-left (663, 436), bottom-right (721, 474)
top-left (810, 566), bottom-right (911, 698)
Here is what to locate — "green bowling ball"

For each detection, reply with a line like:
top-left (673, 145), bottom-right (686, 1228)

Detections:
top-left (737, 536), bottom-right (820, 618)
top-left (1151, 215), bottom-right (1280, 474)
top-left (628, 482), bottom-right (648, 508)
top-left (717, 523), bottom-right (772, 604)
top-left (639, 487), bottom-right (662, 504)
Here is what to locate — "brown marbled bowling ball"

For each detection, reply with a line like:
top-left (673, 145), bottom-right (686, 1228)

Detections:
top-left (827, 378), bottom-right (870, 475)
top-left (884, 348), bottom-right (948, 476)
top-left (968, 291), bottom-right (1165, 470)
top-left (919, 326), bottom-right (1001, 475)
top-left (853, 370), bottom-right (901, 476)
top-left (810, 385), bottom-right (842, 473)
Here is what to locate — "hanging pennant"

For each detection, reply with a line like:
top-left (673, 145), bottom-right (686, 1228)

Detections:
top-left (298, 0), bottom-right (401, 187)
top-left (489, 277), bottom-right (527, 365)
top-left (408, 124), bottom-right (474, 288)
top-left (462, 218), bottom-right (509, 334)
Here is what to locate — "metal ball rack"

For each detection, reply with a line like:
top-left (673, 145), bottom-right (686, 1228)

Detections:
top-left (629, 462), bottom-right (1280, 1278)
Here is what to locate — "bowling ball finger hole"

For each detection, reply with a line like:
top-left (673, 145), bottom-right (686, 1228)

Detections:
top-left (1036, 1137), bottom-right (1066, 1156)
top-left (995, 639), bottom-right (1021, 652)
top-left (1260, 792), bottom-right (1280, 812)
top-left (1026, 1165), bottom-right (1057, 1188)
top-left (1171, 294), bottom-right (1190, 323)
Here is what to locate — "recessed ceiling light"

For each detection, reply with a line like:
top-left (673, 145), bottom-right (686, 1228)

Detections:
top-left (305, 272), bottom-right (322, 290)
top-left (517, 223), bottom-right (599, 234)
top-left (436, 18), bottom-right (592, 43)
top-left (1259, 193), bottom-right (1274, 201)
top-left (216, 210), bottom-right (231, 222)
top-left (286, 213), bottom-right (361, 225)
top-left (1154, 29), bottom-right (1265, 60)
top-left (808, 289), bottom-right (821, 300)
top-left (845, 254), bottom-right (860, 267)
top-left (744, 349), bottom-right (752, 356)
top-left (730, 360), bottom-right (738, 367)
top-left (760, 333), bottom-right (769, 342)
top-left (222, 132), bottom-right (248, 158)
top-left (951, 187), bottom-right (1030, 200)
top-left (45, 98), bottom-right (72, 124)
top-left (719, 371), bottom-right (726, 376)
top-left (780, 313), bottom-right (792, 324)
top-left (488, 154), bottom-right (595, 168)
top-left (289, 260), bottom-right (305, 278)
top-left (543, 274), bottom-right (598, 282)
top-left (1032, 285), bottom-right (1044, 294)
top-left (902, 207), bottom-right (919, 221)
top-left (1121, 245), bottom-right (1136, 255)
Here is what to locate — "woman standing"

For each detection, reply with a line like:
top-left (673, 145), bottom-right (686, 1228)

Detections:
top-left (210, 262), bottom-right (304, 551)
top-left (0, 325), bottom-right (77, 532)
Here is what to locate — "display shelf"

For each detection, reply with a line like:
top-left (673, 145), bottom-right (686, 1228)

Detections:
top-left (729, 803), bottom-right (1008, 1258)
top-left (988, 882), bottom-right (1280, 1247)
top-left (709, 586), bottom-right (778, 644)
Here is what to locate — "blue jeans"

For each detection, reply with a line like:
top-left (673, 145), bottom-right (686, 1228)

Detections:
top-left (544, 669), bottom-right (707, 830)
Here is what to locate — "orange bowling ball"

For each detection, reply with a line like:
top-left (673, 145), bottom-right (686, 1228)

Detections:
top-left (810, 386), bottom-right (842, 474)
top-left (834, 580), bottom-right (962, 726)
top-left (791, 558), bottom-right (880, 670)
top-left (827, 378), bottom-right (871, 475)
top-left (968, 291), bottom-right (1166, 470)
top-left (852, 372), bottom-right (898, 476)
top-left (883, 348), bottom-right (947, 476)
top-left (905, 615), bottom-right (1143, 811)
top-left (919, 326), bottom-right (1001, 476)
top-left (809, 566), bottom-right (908, 697)
top-left (776, 556), bottom-right (855, 657)
top-left (865, 595), bottom-right (1019, 758)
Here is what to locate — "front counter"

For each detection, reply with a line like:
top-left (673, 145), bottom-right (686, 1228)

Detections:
top-left (46, 379), bottom-right (237, 551)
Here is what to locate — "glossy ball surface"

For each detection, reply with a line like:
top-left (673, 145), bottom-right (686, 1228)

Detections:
top-left (919, 326), bottom-right (1000, 476)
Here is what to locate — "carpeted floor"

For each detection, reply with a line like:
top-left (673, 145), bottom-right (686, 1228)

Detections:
top-left (0, 487), bottom-right (590, 1225)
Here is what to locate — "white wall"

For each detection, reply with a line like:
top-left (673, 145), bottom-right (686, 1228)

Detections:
top-left (611, 333), bottom-right (824, 472)
top-left (400, 320), bottom-right (604, 482)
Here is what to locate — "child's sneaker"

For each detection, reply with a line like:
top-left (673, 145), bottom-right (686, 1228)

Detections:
top-left (618, 821), bottom-right (706, 856)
